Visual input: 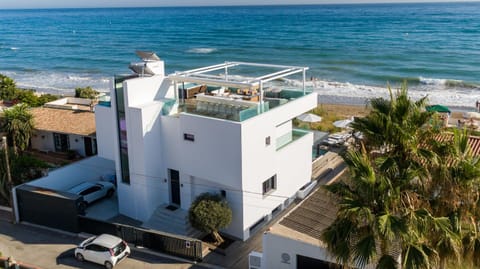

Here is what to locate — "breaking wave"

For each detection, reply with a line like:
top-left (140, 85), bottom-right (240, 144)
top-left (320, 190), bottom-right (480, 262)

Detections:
top-left (418, 76), bottom-right (479, 89)
top-left (187, 47), bottom-right (217, 54)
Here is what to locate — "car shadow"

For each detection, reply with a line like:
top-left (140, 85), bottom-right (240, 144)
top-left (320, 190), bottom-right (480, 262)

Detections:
top-left (56, 248), bottom-right (103, 268)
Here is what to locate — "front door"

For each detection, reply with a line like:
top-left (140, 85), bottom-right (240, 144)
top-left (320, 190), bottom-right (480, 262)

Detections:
top-left (169, 169), bottom-right (181, 206)
top-left (84, 137), bottom-right (93, 156)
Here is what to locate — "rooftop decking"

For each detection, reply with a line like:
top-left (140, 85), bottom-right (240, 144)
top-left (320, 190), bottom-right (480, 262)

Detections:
top-left (169, 61), bottom-right (313, 122)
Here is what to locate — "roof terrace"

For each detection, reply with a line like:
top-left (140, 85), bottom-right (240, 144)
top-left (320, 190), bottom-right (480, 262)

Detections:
top-left (167, 61), bottom-right (312, 121)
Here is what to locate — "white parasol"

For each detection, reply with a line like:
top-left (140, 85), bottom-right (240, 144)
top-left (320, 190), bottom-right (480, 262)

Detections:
top-left (296, 113), bottom-right (322, 123)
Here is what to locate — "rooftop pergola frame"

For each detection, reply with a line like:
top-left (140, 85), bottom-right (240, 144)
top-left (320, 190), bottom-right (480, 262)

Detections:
top-left (168, 61), bottom-right (309, 103)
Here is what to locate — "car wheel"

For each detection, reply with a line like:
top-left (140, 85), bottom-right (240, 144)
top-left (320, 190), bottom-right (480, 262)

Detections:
top-left (79, 201), bottom-right (88, 212)
top-left (75, 253), bottom-right (84, 262)
top-left (104, 261), bottom-right (113, 269)
top-left (106, 189), bottom-right (114, 198)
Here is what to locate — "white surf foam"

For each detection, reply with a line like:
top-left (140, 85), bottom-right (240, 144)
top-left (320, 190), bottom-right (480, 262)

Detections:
top-left (2, 70), bottom-right (478, 110)
top-left (419, 76), bottom-right (447, 85)
top-left (187, 47), bottom-right (217, 54)
top-left (309, 79), bottom-right (478, 109)
top-left (1, 70), bottom-right (111, 95)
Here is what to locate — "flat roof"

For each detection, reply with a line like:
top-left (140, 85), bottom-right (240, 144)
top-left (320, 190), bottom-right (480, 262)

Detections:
top-left (31, 107), bottom-right (96, 136)
top-left (269, 187), bottom-right (338, 247)
top-left (168, 61), bottom-right (308, 89)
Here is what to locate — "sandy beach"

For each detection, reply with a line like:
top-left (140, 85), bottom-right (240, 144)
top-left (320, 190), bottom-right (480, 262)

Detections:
top-left (317, 102), bottom-right (466, 126)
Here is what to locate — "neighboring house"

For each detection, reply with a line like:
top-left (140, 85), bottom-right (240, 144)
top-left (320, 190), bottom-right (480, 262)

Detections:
top-left (30, 97), bottom-right (97, 157)
top-left (258, 187), bottom-right (343, 269)
top-left (95, 54), bottom-right (317, 240)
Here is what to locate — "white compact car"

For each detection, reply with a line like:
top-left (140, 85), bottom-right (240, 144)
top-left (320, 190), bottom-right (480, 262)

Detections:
top-left (75, 234), bottom-right (130, 269)
top-left (68, 181), bottom-right (115, 209)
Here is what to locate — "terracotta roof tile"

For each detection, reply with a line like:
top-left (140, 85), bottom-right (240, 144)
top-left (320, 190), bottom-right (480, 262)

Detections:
top-left (31, 107), bottom-right (96, 136)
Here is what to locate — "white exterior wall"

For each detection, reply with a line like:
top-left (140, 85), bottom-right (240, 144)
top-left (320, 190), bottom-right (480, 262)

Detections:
top-left (163, 113), bottom-right (244, 237)
top-left (116, 74), bottom-right (167, 221)
top-left (262, 231), bottom-right (376, 269)
top-left (240, 93), bottom-right (317, 239)
top-left (31, 130), bottom-right (54, 152)
top-left (95, 104), bottom-right (116, 160)
top-left (68, 134), bottom-right (86, 157)
top-left (100, 70), bottom-right (317, 239)
top-left (262, 232), bottom-right (333, 269)
top-left (124, 75), bottom-right (164, 107)
top-left (31, 130), bottom-right (91, 157)
top-left (117, 102), bottom-right (167, 221)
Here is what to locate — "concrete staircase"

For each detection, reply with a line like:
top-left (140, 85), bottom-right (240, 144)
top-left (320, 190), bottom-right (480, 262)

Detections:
top-left (142, 205), bottom-right (204, 239)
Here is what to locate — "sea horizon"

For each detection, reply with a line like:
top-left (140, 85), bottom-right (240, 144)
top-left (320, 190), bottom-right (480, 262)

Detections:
top-left (1, 2), bottom-right (479, 109)
top-left (5, 1), bottom-right (479, 11)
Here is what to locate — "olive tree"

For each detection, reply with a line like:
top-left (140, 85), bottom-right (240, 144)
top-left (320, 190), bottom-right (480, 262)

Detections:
top-left (188, 192), bottom-right (232, 244)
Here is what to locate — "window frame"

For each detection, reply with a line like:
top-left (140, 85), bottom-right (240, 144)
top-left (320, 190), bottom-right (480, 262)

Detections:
top-left (262, 175), bottom-right (277, 196)
top-left (183, 133), bottom-right (195, 142)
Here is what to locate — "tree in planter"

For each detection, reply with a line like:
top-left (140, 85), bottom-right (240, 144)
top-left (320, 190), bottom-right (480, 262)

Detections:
top-left (188, 192), bottom-right (232, 244)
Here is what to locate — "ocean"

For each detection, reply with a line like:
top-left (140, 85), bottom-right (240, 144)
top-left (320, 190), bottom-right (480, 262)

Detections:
top-left (0, 3), bottom-right (479, 109)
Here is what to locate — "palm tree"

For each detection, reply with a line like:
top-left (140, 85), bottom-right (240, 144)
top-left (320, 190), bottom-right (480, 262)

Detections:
top-left (322, 84), bottom-right (463, 269)
top-left (425, 129), bottom-right (480, 268)
top-left (1, 103), bottom-right (35, 155)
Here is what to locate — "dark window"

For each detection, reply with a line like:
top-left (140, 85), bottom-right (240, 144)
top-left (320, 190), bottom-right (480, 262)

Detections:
top-left (115, 76), bottom-right (130, 184)
top-left (53, 133), bottom-right (69, 152)
top-left (184, 133), bottom-right (195, 141)
top-left (265, 136), bottom-right (271, 146)
top-left (272, 204), bottom-right (282, 216)
top-left (86, 244), bottom-right (107, 252)
top-left (262, 175), bottom-right (277, 195)
top-left (220, 190), bottom-right (226, 198)
top-left (249, 216), bottom-right (266, 233)
top-left (297, 254), bottom-right (344, 269)
top-left (80, 186), bottom-right (101, 196)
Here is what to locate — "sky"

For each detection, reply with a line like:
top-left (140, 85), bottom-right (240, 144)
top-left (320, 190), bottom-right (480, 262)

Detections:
top-left (0, 0), bottom-right (477, 9)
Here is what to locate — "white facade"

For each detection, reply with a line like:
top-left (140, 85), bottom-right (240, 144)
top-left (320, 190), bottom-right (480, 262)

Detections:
top-left (262, 231), bottom-right (333, 269)
top-left (96, 60), bottom-right (317, 240)
top-left (31, 130), bottom-right (95, 157)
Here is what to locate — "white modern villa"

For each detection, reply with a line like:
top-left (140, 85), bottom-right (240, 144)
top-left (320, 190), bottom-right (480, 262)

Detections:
top-left (95, 52), bottom-right (317, 240)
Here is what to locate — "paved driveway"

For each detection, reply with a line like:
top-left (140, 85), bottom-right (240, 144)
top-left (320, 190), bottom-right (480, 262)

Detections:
top-left (0, 219), bottom-right (210, 269)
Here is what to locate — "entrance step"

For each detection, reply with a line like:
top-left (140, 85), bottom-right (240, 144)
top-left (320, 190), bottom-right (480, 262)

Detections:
top-left (142, 204), bottom-right (205, 239)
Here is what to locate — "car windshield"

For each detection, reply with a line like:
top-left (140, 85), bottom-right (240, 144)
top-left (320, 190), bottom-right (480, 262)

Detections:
top-left (112, 241), bottom-right (126, 256)
top-left (82, 237), bottom-right (96, 246)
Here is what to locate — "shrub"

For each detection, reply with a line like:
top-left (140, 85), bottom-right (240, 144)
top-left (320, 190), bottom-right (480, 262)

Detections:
top-left (75, 86), bottom-right (98, 99)
top-left (188, 192), bottom-right (232, 244)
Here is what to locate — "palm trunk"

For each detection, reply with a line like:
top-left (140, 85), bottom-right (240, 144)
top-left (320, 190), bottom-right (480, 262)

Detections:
top-left (12, 139), bottom-right (18, 155)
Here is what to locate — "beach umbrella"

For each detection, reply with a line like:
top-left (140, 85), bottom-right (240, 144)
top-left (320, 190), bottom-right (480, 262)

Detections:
top-left (333, 118), bottom-right (353, 129)
top-left (463, 112), bottom-right (480, 120)
top-left (426, 105), bottom-right (451, 114)
top-left (296, 113), bottom-right (322, 123)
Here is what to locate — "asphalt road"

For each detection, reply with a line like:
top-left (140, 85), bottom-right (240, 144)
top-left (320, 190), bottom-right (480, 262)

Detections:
top-left (0, 219), bottom-right (212, 269)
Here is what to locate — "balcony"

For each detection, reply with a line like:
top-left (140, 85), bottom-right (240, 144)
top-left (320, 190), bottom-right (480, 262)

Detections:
top-left (167, 61), bottom-right (313, 122)
top-left (276, 129), bottom-right (310, 151)
top-left (174, 89), bottom-right (312, 122)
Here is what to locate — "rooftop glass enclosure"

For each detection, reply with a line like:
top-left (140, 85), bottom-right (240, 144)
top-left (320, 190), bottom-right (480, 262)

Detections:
top-left (167, 62), bottom-right (311, 121)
